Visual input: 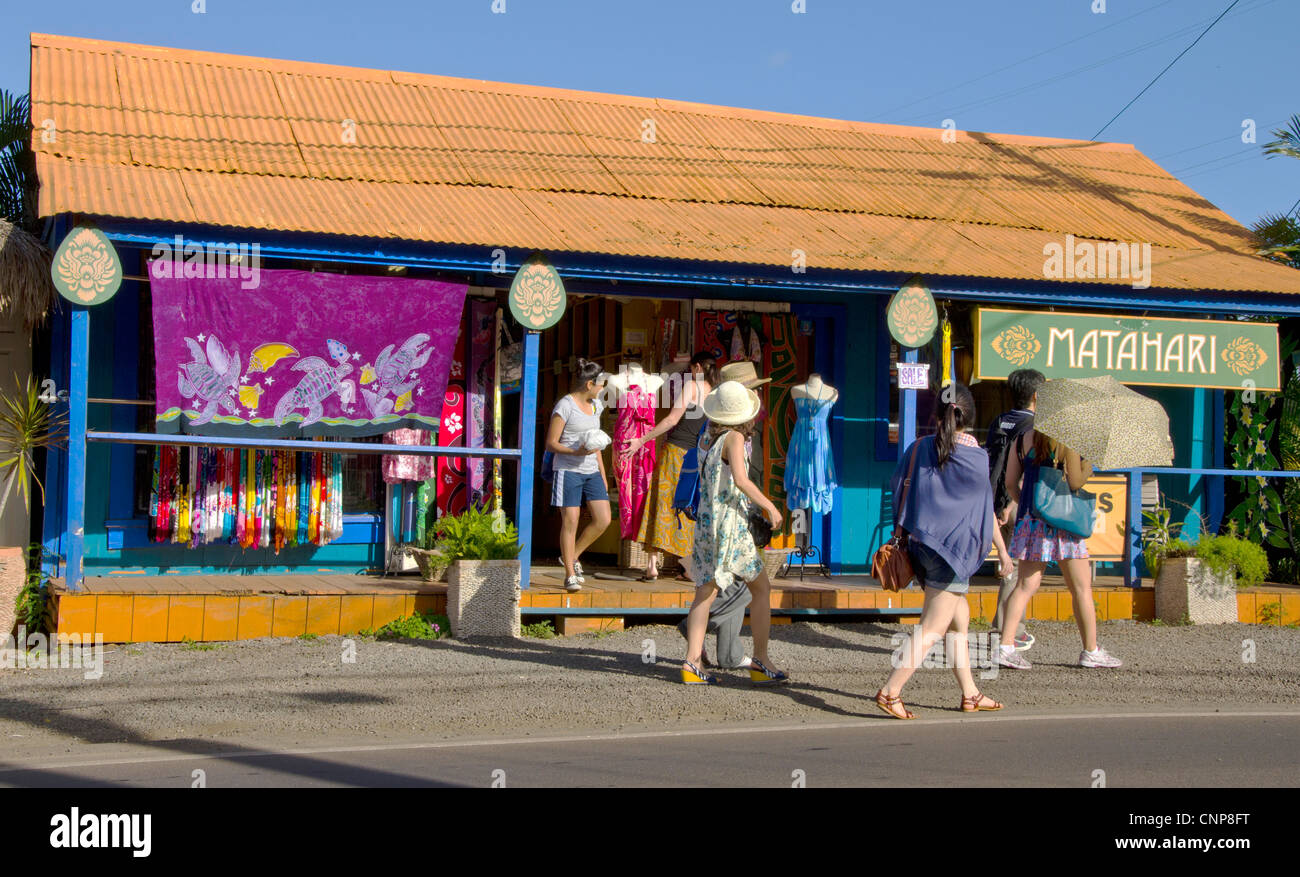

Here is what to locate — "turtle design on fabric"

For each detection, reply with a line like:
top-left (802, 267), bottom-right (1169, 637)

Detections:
top-left (362, 333), bottom-right (432, 417)
top-left (273, 339), bottom-right (356, 426)
top-left (178, 335), bottom-right (241, 425)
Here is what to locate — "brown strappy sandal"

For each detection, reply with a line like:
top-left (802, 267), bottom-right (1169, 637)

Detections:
top-left (960, 691), bottom-right (1003, 712)
top-left (875, 689), bottom-right (915, 720)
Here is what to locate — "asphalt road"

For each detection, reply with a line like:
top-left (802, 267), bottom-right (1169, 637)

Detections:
top-left (3, 710), bottom-right (1298, 787)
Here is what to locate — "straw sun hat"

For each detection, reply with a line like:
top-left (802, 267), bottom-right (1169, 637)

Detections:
top-left (702, 380), bottom-right (762, 426)
top-left (718, 360), bottom-right (772, 388)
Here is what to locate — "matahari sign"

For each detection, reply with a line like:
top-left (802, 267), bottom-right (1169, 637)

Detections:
top-left (974, 308), bottom-right (1279, 392)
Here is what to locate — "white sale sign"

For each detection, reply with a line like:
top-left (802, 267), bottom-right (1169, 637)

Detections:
top-left (898, 363), bottom-right (930, 390)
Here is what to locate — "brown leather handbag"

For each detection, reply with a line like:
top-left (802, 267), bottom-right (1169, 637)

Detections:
top-left (871, 440), bottom-right (921, 592)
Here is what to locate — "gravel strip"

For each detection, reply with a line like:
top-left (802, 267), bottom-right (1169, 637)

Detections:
top-left (1, 621), bottom-right (1297, 754)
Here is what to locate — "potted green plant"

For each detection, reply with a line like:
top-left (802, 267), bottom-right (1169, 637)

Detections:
top-left (0, 376), bottom-right (66, 639)
top-left (1152, 525), bottom-right (1269, 625)
top-left (431, 506), bottom-right (523, 638)
top-left (405, 534), bottom-right (450, 583)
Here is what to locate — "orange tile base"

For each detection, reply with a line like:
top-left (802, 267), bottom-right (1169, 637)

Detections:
top-left (55, 583), bottom-right (1300, 643)
top-left (54, 592), bottom-right (448, 643)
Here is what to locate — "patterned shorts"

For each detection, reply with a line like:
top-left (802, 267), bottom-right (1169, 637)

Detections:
top-left (1009, 515), bottom-right (1089, 563)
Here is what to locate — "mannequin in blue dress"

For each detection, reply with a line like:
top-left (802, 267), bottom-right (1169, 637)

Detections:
top-left (785, 374), bottom-right (839, 513)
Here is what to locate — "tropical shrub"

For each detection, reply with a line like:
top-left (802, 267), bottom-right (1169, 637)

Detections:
top-left (430, 505), bottom-right (521, 562)
top-left (1148, 533), bottom-right (1269, 589)
top-left (1195, 534), bottom-right (1269, 588)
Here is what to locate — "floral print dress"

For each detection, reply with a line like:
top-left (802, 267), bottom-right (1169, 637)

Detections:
top-left (689, 430), bottom-right (763, 593)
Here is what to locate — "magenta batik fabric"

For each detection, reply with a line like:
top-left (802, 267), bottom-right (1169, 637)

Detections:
top-left (467, 300), bottom-right (495, 508)
top-left (151, 266), bottom-right (467, 438)
top-left (613, 384), bottom-right (657, 539)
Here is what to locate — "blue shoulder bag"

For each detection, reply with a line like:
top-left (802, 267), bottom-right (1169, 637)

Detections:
top-left (671, 419), bottom-right (711, 526)
top-left (1031, 452), bottom-right (1096, 539)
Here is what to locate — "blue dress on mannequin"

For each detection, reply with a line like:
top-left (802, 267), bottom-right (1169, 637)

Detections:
top-left (785, 394), bottom-right (838, 512)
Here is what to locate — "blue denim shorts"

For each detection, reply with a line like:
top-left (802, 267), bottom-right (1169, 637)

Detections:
top-left (550, 469), bottom-right (609, 508)
top-left (908, 541), bottom-right (970, 594)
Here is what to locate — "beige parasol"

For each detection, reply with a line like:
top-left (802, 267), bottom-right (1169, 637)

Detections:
top-left (1032, 375), bottom-right (1174, 470)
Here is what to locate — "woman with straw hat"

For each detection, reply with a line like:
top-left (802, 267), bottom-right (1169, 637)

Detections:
top-left (680, 380), bottom-right (786, 685)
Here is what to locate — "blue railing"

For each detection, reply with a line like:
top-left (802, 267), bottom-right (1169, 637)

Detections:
top-left (1102, 466), bottom-right (1300, 586)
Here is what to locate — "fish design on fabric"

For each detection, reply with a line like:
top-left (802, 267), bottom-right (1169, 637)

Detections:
top-left (178, 335), bottom-right (241, 425)
top-left (327, 338), bottom-right (349, 364)
top-left (362, 333), bottom-right (432, 417)
top-left (247, 342), bottom-right (299, 373)
top-left (272, 342), bottom-right (356, 427)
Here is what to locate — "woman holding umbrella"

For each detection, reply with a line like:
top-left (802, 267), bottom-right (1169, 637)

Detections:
top-left (994, 377), bottom-right (1156, 670)
top-left (996, 430), bottom-right (1120, 669)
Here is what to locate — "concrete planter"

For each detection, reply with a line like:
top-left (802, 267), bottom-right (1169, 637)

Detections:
top-left (447, 559), bottom-right (521, 639)
top-left (1154, 556), bottom-right (1237, 625)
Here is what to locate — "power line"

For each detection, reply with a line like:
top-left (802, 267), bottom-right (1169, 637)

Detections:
top-left (895, 16), bottom-right (1207, 124)
top-left (874, 0), bottom-right (1178, 120)
top-left (1092, 0), bottom-right (1244, 141)
top-left (1178, 153), bottom-right (1264, 180)
top-left (1172, 147), bottom-right (1263, 175)
top-left (1154, 118), bottom-right (1287, 161)
top-left (892, 0), bottom-right (1276, 127)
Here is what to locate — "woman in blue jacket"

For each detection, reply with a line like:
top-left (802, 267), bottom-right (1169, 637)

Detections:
top-left (875, 383), bottom-right (1014, 719)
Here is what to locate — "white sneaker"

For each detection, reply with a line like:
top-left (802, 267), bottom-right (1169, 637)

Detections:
top-left (564, 576), bottom-right (582, 593)
top-left (1079, 646), bottom-right (1122, 668)
top-left (996, 647), bottom-right (1031, 670)
top-left (574, 560), bottom-right (585, 583)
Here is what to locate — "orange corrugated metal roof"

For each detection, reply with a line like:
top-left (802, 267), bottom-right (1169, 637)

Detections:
top-left (29, 32), bottom-right (1300, 293)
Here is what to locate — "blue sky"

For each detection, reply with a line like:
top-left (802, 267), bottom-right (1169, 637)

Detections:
top-left (4, 0), bottom-right (1298, 227)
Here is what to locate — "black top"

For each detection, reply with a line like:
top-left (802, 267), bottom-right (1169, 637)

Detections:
top-left (667, 402), bottom-right (706, 449)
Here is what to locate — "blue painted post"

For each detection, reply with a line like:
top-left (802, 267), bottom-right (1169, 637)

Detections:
top-left (65, 308), bottom-right (90, 591)
top-left (41, 303), bottom-right (69, 579)
top-left (1126, 469), bottom-right (1144, 587)
top-left (1188, 389), bottom-right (1207, 538)
top-left (900, 347), bottom-right (918, 451)
top-left (1208, 390), bottom-right (1225, 533)
top-left (516, 330), bottom-right (540, 590)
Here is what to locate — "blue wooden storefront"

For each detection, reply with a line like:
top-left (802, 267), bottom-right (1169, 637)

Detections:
top-left (40, 217), bottom-right (1300, 590)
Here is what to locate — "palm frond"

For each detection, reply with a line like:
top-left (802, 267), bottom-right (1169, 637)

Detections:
top-left (0, 89), bottom-right (36, 230)
top-left (0, 374), bottom-right (67, 518)
top-left (1251, 213), bottom-right (1300, 268)
top-left (1263, 114), bottom-right (1300, 161)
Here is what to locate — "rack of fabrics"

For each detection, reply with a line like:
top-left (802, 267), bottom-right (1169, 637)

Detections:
top-left (148, 445), bottom-right (345, 551)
